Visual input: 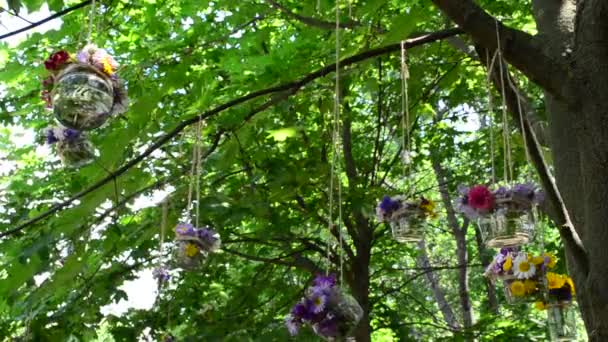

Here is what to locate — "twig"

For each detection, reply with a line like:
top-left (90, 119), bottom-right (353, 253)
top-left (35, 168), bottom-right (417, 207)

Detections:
top-left (0, 1), bottom-right (92, 40)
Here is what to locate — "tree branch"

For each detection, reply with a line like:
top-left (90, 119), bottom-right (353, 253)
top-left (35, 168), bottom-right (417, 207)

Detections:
top-left (431, 0), bottom-right (570, 99)
top-left (3, 29), bottom-right (462, 238)
top-left (266, 0), bottom-right (361, 30)
top-left (223, 247), bottom-right (323, 274)
top-left (0, 1), bottom-right (91, 40)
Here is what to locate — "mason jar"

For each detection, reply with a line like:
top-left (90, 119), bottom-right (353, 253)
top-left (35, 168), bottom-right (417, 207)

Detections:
top-left (479, 210), bottom-right (533, 248)
top-left (389, 208), bottom-right (427, 243)
top-left (56, 137), bottom-right (96, 168)
top-left (547, 303), bottom-right (577, 341)
top-left (51, 63), bottom-right (114, 131)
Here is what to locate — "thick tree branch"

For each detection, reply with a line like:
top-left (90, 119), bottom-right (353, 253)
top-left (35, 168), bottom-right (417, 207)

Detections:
top-left (475, 46), bottom-right (589, 276)
top-left (431, 0), bottom-right (570, 99)
top-left (266, 0), bottom-right (361, 30)
top-left (0, 1), bottom-right (91, 40)
top-left (3, 28), bottom-right (462, 238)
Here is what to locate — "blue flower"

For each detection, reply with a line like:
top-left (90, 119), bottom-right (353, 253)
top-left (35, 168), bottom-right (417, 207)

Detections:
top-left (285, 315), bottom-right (301, 336)
top-left (310, 292), bottom-right (328, 314)
top-left (62, 128), bottom-right (81, 141)
top-left (175, 223), bottom-right (195, 236)
top-left (45, 129), bottom-right (58, 144)
top-left (379, 195), bottom-right (401, 214)
top-left (313, 274), bottom-right (336, 291)
top-left (315, 315), bottom-right (340, 338)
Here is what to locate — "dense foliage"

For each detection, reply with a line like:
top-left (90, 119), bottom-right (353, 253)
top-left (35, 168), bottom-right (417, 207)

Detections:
top-left (0, 0), bottom-right (586, 341)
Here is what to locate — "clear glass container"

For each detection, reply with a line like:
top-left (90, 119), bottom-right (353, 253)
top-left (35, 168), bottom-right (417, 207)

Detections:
top-left (312, 289), bottom-right (363, 341)
top-left (478, 210), bottom-right (533, 248)
top-left (547, 303), bottom-right (577, 341)
top-left (52, 63), bottom-right (114, 131)
top-left (174, 236), bottom-right (208, 271)
top-left (56, 137), bottom-right (96, 168)
top-left (390, 208), bottom-right (427, 243)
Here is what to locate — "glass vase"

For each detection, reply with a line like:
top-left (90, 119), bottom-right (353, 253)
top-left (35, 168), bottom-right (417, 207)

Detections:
top-left (479, 210), bottom-right (533, 248)
top-left (389, 208), bottom-right (426, 243)
top-left (312, 288), bottom-right (363, 341)
top-left (174, 236), bottom-right (208, 270)
top-left (56, 137), bottom-right (96, 168)
top-left (547, 303), bottom-right (577, 341)
top-left (52, 63), bottom-right (114, 131)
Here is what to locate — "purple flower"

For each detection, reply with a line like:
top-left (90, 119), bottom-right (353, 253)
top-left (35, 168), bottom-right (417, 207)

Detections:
top-left (291, 300), bottom-right (317, 321)
top-left (512, 183), bottom-right (535, 200)
top-left (76, 50), bottom-right (89, 64)
top-left (285, 315), bottom-right (301, 336)
top-left (197, 227), bottom-right (217, 243)
top-left (63, 128), bottom-right (81, 140)
top-left (309, 292), bottom-right (328, 314)
top-left (46, 129), bottom-right (58, 144)
top-left (315, 315), bottom-right (340, 338)
top-left (378, 196), bottom-right (401, 215)
top-left (313, 274), bottom-right (336, 291)
top-left (153, 267), bottom-right (170, 282)
top-left (494, 186), bottom-right (509, 198)
top-left (549, 286), bottom-right (573, 302)
top-left (175, 223), bottom-right (195, 236)
top-left (534, 189), bottom-right (545, 204)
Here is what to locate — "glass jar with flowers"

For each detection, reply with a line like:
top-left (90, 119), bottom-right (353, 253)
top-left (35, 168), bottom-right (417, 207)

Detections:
top-left (174, 223), bottom-right (221, 270)
top-left (285, 274), bottom-right (363, 341)
top-left (42, 45), bottom-right (128, 131)
top-left (376, 195), bottom-right (436, 242)
top-left (45, 126), bottom-right (96, 167)
top-left (485, 248), bottom-right (556, 305)
top-left (457, 184), bottom-right (543, 248)
top-left (535, 272), bottom-right (577, 341)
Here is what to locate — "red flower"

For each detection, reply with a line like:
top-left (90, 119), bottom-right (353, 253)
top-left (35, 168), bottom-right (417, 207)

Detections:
top-left (467, 185), bottom-right (495, 212)
top-left (44, 50), bottom-right (71, 71)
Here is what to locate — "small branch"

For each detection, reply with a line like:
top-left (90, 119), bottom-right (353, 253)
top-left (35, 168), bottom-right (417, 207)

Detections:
top-left (223, 247), bottom-right (323, 274)
top-left (0, 1), bottom-right (92, 40)
top-left (266, 0), bottom-right (361, 30)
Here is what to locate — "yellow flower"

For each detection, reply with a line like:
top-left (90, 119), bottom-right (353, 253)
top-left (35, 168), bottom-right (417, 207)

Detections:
top-left (524, 279), bottom-right (538, 294)
top-left (510, 280), bottom-right (526, 297)
top-left (529, 255), bottom-right (546, 266)
top-left (534, 301), bottom-right (547, 311)
top-left (503, 256), bottom-right (513, 271)
top-left (546, 272), bottom-right (566, 289)
top-left (565, 276), bottom-right (576, 295)
top-left (185, 243), bottom-right (199, 257)
top-left (420, 198), bottom-right (436, 218)
top-left (102, 58), bottom-right (114, 75)
top-left (543, 253), bottom-right (557, 268)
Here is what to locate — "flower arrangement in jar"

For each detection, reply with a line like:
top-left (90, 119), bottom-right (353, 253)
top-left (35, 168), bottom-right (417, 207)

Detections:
top-left (41, 45), bottom-right (128, 131)
top-left (45, 126), bottom-right (96, 167)
top-left (174, 223), bottom-right (221, 270)
top-left (285, 274), bottom-right (363, 341)
top-left (456, 183), bottom-right (544, 247)
top-left (376, 195), bottom-right (436, 242)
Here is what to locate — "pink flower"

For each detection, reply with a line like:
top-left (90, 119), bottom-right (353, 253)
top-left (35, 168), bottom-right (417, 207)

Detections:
top-left (467, 185), bottom-right (495, 212)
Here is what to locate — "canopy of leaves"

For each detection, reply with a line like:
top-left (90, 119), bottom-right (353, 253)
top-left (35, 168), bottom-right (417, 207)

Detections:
top-left (0, 0), bottom-right (584, 341)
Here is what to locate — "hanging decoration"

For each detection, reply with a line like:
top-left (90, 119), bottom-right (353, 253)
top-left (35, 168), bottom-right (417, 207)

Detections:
top-left (45, 126), bottom-right (96, 167)
top-left (174, 223), bottom-right (221, 270)
top-left (285, 274), bottom-right (363, 340)
top-left (376, 195), bottom-right (436, 242)
top-left (456, 183), bottom-right (543, 247)
top-left (41, 45), bottom-right (128, 131)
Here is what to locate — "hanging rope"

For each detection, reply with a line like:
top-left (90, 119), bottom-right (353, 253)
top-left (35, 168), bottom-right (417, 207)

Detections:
top-left (400, 41), bottom-right (411, 195)
top-left (194, 119), bottom-right (204, 227)
top-left (494, 20), bottom-right (513, 184)
top-left (485, 50), bottom-right (497, 185)
top-left (86, 0), bottom-right (96, 44)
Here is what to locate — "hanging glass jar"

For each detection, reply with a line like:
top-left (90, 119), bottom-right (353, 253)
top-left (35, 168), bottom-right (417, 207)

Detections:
top-left (285, 274), bottom-right (363, 340)
top-left (547, 303), bottom-right (577, 341)
top-left (174, 223), bottom-right (221, 270)
top-left (51, 63), bottom-right (115, 131)
top-left (457, 184), bottom-right (543, 248)
top-left (45, 126), bottom-right (96, 167)
top-left (376, 195), bottom-right (436, 243)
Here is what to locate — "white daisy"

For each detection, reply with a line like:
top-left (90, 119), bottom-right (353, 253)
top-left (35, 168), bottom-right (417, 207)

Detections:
top-left (513, 253), bottom-right (536, 279)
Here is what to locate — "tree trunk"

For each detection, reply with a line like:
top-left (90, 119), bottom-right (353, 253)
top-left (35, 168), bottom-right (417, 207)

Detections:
top-left (432, 0), bottom-right (608, 339)
top-left (350, 237), bottom-right (372, 342)
top-left (417, 240), bottom-right (460, 330)
top-left (474, 224), bottom-right (499, 315)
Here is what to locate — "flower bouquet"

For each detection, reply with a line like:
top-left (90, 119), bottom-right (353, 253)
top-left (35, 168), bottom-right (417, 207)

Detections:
top-left (45, 126), bottom-right (96, 167)
top-left (485, 248), bottom-right (556, 304)
top-left (174, 223), bottom-right (221, 270)
top-left (457, 184), bottom-right (544, 247)
top-left (535, 273), bottom-right (577, 341)
top-left (42, 45), bottom-right (128, 131)
top-left (285, 274), bottom-right (363, 341)
top-left (376, 195), bottom-right (436, 242)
